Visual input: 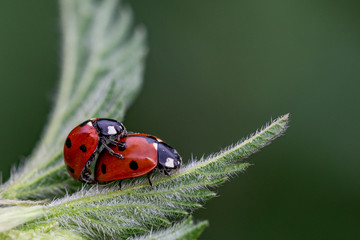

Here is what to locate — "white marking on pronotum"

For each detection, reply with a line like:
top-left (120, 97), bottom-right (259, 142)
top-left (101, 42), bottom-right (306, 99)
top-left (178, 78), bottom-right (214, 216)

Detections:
top-left (165, 158), bottom-right (175, 168)
top-left (107, 126), bottom-right (117, 135)
top-left (153, 143), bottom-right (158, 150)
top-left (87, 121), bottom-right (93, 126)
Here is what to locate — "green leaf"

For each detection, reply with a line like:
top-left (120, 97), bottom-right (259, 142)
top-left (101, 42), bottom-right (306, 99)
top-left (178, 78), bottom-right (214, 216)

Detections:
top-left (0, 0), bottom-right (147, 200)
top-left (1, 227), bottom-right (86, 240)
top-left (2, 114), bottom-right (288, 239)
top-left (0, 206), bottom-right (45, 232)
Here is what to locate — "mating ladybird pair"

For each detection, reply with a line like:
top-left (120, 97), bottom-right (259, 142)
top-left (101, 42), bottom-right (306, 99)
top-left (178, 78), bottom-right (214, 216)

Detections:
top-left (63, 118), bottom-right (182, 187)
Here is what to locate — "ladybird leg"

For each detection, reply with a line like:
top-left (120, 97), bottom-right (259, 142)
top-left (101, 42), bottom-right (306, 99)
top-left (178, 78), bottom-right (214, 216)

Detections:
top-left (147, 172), bottom-right (154, 189)
top-left (81, 171), bottom-right (96, 184)
top-left (100, 137), bottom-right (124, 159)
top-left (102, 136), bottom-right (123, 146)
top-left (118, 180), bottom-right (122, 190)
top-left (80, 155), bottom-right (96, 184)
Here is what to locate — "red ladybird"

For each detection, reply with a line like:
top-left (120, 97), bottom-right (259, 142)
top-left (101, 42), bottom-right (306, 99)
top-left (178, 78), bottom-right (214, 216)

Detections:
top-left (94, 133), bottom-right (182, 187)
top-left (63, 118), bottom-right (127, 183)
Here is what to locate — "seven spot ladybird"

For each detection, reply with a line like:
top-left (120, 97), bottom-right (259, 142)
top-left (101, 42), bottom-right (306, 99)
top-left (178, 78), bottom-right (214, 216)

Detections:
top-left (94, 133), bottom-right (182, 188)
top-left (63, 118), bottom-right (127, 183)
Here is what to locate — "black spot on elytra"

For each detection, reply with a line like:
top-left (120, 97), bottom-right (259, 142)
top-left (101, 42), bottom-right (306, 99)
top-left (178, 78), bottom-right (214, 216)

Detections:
top-left (101, 163), bottom-right (106, 174)
top-left (65, 138), bottom-right (72, 148)
top-left (118, 142), bottom-right (126, 151)
top-left (129, 161), bottom-right (138, 170)
top-left (67, 165), bottom-right (75, 173)
top-left (80, 145), bottom-right (87, 152)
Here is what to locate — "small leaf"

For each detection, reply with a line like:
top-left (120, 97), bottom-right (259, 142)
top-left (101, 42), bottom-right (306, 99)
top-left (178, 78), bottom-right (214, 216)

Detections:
top-left (1, 227), bottom-right (86, 240)
top-left (0, 206), bottom-right (44, 232)
top-left (8, 114), bottom-right (288, 239)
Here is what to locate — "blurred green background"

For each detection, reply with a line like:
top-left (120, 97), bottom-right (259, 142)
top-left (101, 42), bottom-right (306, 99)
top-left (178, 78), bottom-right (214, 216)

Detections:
top-left (0, 0), bottom-right (359, 239)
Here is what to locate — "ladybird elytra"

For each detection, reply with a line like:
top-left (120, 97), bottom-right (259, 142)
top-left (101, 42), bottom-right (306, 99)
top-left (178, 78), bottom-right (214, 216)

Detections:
top-left (94, 133), bottom-right (182, 186)
top-left (63, 118), bottom-right (127, 183)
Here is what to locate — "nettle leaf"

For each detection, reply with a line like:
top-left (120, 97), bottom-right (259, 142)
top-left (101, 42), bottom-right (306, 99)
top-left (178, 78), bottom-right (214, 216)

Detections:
top-left (1, 0), bottom-right (147, 200)
top-left (1, 114), bottom-right (288, 239)
top-left (0, 0), bottom-right (290, 239)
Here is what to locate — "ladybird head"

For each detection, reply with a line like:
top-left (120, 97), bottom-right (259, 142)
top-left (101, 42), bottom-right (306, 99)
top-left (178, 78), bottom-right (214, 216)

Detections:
top-left (157, 142), bottom-right (182, 175)
top-left (93, 118), bottom-right (127, 138)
